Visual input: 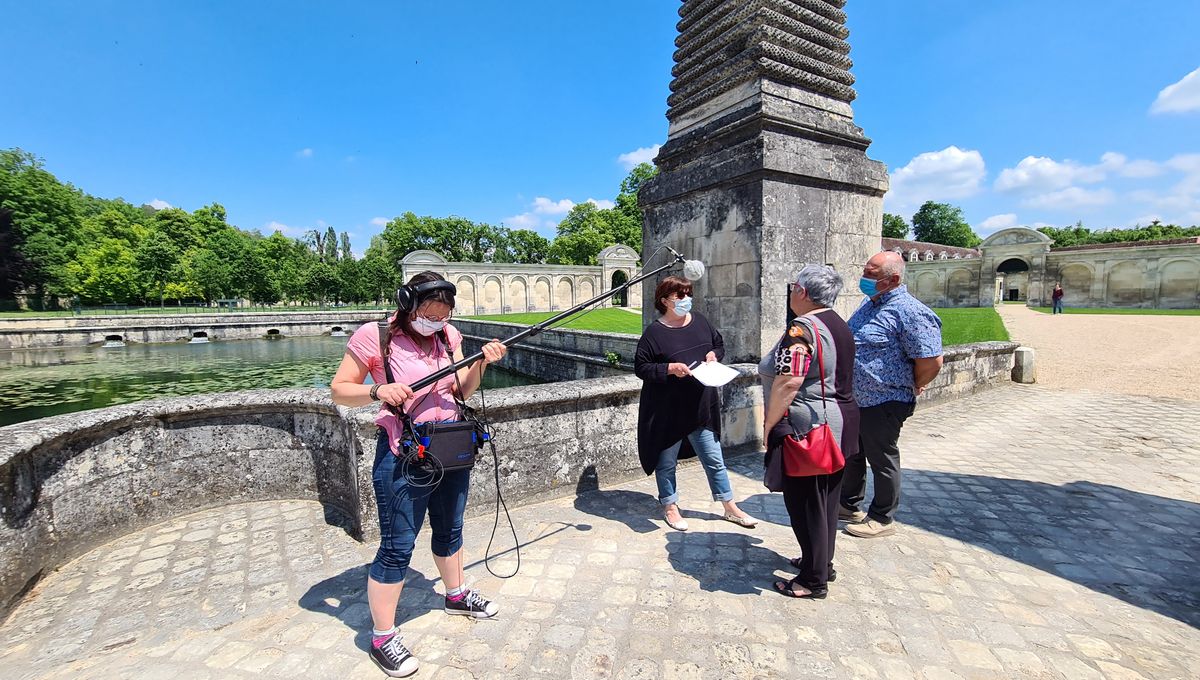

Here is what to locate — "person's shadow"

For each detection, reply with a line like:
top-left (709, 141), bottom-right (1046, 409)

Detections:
top-left (571, 464), bottom-right (723, 533)
top-left (664, 531), bottom-right (779, 595)
top-left (299, 566), bottom-right (440, 652)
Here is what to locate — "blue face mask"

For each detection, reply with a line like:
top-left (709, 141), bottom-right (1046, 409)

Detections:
top-left (673, 296), bottom-right (693, 315)
top-left (859, 276), bottom-right (880, 297)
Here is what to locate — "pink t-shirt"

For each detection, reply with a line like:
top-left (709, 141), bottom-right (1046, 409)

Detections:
top-left (345, 320), bottom-right (464, 454)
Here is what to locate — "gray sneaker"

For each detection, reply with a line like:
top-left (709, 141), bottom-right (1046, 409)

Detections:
top-left (846, 519), bottom-right (896, 538)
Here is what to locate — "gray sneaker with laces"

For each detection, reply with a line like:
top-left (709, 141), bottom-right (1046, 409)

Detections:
top-left (444, 589), bottom-right (499, 618)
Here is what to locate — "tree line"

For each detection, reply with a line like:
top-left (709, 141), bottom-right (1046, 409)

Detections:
top-left (882, 200), bottom-right (1198, 249)
top-left (0, 148), bottom-right (656, 309)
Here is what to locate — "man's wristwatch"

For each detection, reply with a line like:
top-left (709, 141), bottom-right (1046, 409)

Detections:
top-left (369, 384), bottom-right (382, 401)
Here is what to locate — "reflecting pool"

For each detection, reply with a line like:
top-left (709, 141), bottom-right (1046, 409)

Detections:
top-left (0, 336), bottom-right (540, 428)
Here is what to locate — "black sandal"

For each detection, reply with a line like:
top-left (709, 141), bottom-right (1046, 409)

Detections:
top-left (786, 557), bottom-right (836, 582)
top-left (772, 578), bottom-right (827, 599)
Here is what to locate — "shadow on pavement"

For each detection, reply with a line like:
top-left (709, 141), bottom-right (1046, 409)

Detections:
top-left (741, 461), bottom-right (1200, 628)
top-left (902, 469), bottom-right (1200, 628)
top-left (664, 531), bottom-right (775, 596)
top-left (300, 566), bottom-right (440, 652)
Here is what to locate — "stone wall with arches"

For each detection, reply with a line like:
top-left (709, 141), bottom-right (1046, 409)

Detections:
top-left (399, 245), bottom-right (641, 316)
top-left (893, 228), bottom-right (1200, 309)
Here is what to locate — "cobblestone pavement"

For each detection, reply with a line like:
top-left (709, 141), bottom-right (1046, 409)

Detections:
top-left (2, 385), bottom-right (1198, 679)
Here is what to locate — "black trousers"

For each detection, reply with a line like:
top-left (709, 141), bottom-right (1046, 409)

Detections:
top-left (840, 400), bottom-right (915, 525)
top-left (782, 468), bottom-right (843, 592)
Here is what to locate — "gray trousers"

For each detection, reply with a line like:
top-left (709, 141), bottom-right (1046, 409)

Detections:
top-left (840, 400), bottom-right (915, 524)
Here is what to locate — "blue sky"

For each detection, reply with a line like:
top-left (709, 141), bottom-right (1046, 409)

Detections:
top-left (2, 1), bottom-right (1198, 255)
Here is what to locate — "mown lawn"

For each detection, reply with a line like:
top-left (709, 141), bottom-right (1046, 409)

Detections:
top-left (462, 307), bottom-right (643, 334)
top-left (1030, 306), bottom-right (1200, 316)
top-left (932, 307), bottom-right (1010, 345)
top-left (466, 306), bottom-right (1009, 346)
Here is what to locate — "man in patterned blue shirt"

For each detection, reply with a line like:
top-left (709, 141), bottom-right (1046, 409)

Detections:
top-left (841, 251), bottom-right (944, 538)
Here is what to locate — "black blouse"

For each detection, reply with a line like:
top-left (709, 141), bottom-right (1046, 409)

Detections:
top-left (634, 312), bottom-right (725, 475)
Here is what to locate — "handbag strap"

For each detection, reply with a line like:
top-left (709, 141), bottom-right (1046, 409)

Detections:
top-left (810, 315), bottom-right (830, 421)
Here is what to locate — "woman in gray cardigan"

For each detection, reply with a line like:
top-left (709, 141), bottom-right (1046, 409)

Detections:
top-left (760, 264), bottom-right (859, 599)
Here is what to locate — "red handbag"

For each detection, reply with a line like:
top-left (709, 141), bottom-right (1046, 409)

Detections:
top-left (781, 319), bottom-right (846, 477)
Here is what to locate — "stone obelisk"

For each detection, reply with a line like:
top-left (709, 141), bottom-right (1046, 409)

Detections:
top-left (640, 0), bottom-right (887, 362)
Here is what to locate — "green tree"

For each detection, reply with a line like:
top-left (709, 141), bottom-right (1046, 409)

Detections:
top-left (323, 226), bottom-right (338, 263)
top-left (67, 240), bottom-right (140, 304)
top-left (911, 201), bottom-right (981, 248)
top-left (304, 262), bottom-right (338, 303)
top-left (0, 148), bottom-right (81, 302)
top-left (154, 207), bottom-right (201, 252)
top-left (187, 248), bottom-right (234, 301)
top-left (134, 234), bottom-right (180, 306)
top-left (882, 213), bottom-right (909, 239)
top-left (340, 231), bottom-right (353, 262)
top-left (506, 229), bottom-right (551, 264)
top-left (192, 203), bottom-right (229, 241)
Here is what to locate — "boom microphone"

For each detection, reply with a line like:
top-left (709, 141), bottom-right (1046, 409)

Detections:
top-left (682, 259), bottom-right (705, 281)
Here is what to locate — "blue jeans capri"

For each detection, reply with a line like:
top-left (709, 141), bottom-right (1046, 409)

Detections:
top-left (369, 429), bottom-right (471, 584)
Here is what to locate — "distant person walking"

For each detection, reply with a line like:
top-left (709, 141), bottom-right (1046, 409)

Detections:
top-left (635, 275), bottom-right (757, 532)
top-left (841, 252), bottom-right (944, 538)
top-left (1052, 283), bottom-right (1065, 314)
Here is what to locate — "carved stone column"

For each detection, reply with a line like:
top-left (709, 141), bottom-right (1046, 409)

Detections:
top-left (640, 0), bottom-right (888, 361)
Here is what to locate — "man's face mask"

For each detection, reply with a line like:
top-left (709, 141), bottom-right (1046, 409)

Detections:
top-left (673, 296), bottom-right (693, 315)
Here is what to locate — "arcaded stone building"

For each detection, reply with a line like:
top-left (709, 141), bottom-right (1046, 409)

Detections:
top-left (399, 245), bottom-right (642, 315)
top-left (889, 227), bottom-right (1200, 309)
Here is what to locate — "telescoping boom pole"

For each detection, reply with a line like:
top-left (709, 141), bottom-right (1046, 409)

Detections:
top-left (406, 252), bottom-right (686, 392)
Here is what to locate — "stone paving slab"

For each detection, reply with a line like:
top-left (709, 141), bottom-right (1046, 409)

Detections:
top-left (1, 385), bottom-right (1198, 679)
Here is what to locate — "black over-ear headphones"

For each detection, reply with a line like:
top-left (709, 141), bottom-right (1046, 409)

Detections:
top-left (396, 280), bottom-right (457, 313)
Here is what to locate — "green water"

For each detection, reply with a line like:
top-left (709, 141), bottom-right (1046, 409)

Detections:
top-left (0, 336), bottom-right (541, 428)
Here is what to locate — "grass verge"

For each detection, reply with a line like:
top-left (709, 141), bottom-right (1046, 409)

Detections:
top-left (932, 307), bottom-right (1010, 345)
top-left (461, 307), bottom-right (643, 334)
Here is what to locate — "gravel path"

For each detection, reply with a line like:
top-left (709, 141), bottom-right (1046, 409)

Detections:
top-left (998, 304), bottom-right (1200, 400)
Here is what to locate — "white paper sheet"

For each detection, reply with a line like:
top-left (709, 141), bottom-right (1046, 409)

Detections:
top-left (689, 361), bottom-right (739, 387)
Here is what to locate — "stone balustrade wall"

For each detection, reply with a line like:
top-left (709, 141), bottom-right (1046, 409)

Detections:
top-left (0, 341), bottom-right (1019, 621)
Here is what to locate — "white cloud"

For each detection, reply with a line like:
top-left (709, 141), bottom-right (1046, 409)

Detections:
top-left (978, 213), bottom-right (1018, 234)
top-left (296, 148), bottom-right (314, 159)
top-left (885, 146), bottom-right (986, 212)
top-left (587, 198), bottom-right (616, 210)
top-left (501, 212), bottom-right (543, 231)
top-left (369, 216), bottom-right (389, 227)
top-left (532, 197), bottom-right (575, 215)
top-left (1150, 66), bottom-right (1200, 115)
top-left (148, 198), bottom-right (172, 210)
top-left (995, 156), bottom-right (1106, 192)
top-left (617, 144), bottom-right (661, 170)
top-left (264, 220), bottom-right (308, 238)
top-left (1022, 187), bottom-right (1115, 210)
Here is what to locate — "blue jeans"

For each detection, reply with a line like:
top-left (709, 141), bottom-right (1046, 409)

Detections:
top-left (369, 430), bottom-right (471, 584)
top-left (655, 427), bottom-right (734, 505)
top-left (1053, 299), bottom-right (1063, 314)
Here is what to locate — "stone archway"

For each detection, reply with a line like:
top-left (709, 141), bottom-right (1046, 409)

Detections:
top-left (507, 277), bottom-right (528, 313)
top-left (996, 258), bottom-right (1030, 301)
top-left (1159, 259), bottom-right (1200, 308)
top-left (611, 270), bottom-right (629, 307)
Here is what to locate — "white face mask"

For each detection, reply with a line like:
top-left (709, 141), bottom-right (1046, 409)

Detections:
top-left (410, 316), bottom-right (446, 337)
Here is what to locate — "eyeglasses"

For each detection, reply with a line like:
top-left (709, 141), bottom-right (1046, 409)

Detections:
top-left (788, 283), bottom-right (804, 293)
top-left (415, 311), bottom-right (452, 323)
